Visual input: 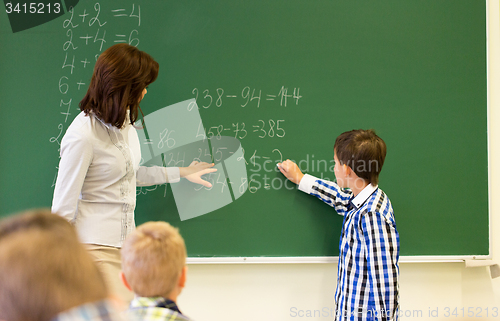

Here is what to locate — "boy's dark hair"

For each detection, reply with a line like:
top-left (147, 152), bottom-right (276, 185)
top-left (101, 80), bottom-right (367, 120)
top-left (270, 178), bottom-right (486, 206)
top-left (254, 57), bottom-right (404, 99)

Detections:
top-left (79, 43), bottom-right (159, 129)
top-left (334, 129), bottom-right (387, 185)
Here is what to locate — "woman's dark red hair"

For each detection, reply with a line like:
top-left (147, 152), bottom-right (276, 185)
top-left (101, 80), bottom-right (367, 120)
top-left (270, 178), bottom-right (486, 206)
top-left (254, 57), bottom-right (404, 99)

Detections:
top-left (79, 43), bottom-right (159, 129)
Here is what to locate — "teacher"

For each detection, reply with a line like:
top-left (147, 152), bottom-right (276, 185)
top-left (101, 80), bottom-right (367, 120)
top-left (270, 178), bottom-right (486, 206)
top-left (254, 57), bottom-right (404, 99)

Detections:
top-left (51, 43), bottom-right (215, 302)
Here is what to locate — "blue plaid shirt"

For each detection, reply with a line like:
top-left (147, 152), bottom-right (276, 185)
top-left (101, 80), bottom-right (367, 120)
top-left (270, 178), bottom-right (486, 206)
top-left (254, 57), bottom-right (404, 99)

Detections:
top-left (126, 296), bottom-right (191, 321)
top-left (299, 175), bottom-right (400, 321)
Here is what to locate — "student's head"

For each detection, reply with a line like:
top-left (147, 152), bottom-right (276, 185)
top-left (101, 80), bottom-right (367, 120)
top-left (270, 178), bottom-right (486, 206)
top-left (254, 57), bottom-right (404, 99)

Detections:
top-left (334, 129), bottom-right (387, 186)
top-left (120, 222), bottom-right (187, 299)
top-left (0, 209), bottom-right (108, 321)
top-left (79, 43), bottom-right (159, 129)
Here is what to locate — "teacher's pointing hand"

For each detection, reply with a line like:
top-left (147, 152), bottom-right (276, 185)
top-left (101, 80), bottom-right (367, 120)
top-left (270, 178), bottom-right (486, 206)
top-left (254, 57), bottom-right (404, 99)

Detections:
top-left (180, 161), bottom-right (217, 188)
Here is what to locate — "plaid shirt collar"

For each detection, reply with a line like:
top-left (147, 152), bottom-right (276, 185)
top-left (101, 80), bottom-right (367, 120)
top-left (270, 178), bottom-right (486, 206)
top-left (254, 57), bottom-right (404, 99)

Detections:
top-left (350, 184), bottom-right (378, 209)
top-left (130, 296), bottom-right (183, 315)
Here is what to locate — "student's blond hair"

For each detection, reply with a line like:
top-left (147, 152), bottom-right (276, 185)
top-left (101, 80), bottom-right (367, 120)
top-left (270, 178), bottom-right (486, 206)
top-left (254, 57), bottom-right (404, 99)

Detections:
top-left (121, 221), bottom-right (187, 297)
top-left (0, 209), bottom-right (108, 321)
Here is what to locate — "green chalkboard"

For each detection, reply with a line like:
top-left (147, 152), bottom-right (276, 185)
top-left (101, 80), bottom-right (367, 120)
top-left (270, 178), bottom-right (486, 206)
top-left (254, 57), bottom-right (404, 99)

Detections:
top-left (0, 0), bottom-right (488, 258)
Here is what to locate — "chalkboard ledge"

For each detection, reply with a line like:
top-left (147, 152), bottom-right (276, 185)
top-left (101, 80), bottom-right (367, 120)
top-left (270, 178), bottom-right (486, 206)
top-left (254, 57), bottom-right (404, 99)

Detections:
top-left (186, 255), bottom-right (491, 264)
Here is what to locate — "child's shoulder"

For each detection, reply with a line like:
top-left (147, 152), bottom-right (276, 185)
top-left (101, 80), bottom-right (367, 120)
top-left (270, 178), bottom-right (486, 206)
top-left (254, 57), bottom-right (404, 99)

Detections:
top-left (364, 187), bottom-right (394, 217)
top-left (357, 188), bottom-right (397, 233)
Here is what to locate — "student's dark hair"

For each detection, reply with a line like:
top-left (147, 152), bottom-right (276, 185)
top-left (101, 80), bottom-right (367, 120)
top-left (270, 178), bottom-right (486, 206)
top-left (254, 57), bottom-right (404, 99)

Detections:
top-left (334, 129), bottom-right (387, 185)
top-left (79, 43), bottom-right (159, 129)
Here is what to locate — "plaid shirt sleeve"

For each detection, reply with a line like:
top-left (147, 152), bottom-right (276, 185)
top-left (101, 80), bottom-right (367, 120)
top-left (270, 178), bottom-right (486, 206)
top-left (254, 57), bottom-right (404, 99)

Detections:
top-left (299, 174), bottom-right (353, 215)
top-left (361, 210), bottom-right (399, 320)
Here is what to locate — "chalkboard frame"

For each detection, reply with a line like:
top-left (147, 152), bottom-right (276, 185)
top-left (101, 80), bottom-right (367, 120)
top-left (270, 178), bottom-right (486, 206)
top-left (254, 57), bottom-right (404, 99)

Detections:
top-left (0, 0), bottom-right (490, 262)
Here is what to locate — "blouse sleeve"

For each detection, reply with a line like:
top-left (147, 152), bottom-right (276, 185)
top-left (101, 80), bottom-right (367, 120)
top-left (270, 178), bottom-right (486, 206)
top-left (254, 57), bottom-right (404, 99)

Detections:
top-left (51, 129), bottom-right (93, 223)
top-left (136, 166), bottom-right (180, 187)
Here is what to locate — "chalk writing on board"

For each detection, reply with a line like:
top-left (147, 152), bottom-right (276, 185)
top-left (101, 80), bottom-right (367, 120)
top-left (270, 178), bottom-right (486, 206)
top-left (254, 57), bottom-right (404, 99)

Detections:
top-left (49, 124), bottom-right (63, 145)
top-left (195, 119), bottom-right (286, 140)
top-left (50, 2), bottom-right (142, 187)
top-left (191, 86), bottom-right (302, 109)
top-left (138, 118), bottom-right (286, 153)
top-left (194, 172), bottom-right (228, 193)
top-left (136, 111), bottom-right (289, 197)
top-left (137, 144), bottom-right (288, 197)
top-left (133, 100), bottom-right (249, 220)
top-left (158, 128), bottom-right (176, 149)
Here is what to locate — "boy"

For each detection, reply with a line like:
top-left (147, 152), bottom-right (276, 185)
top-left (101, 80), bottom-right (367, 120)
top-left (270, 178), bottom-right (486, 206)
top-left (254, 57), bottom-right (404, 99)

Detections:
top-left (278, 129), bottom-right (399, 321)
top-left (0, 209), bottom-right (124, 321)
top-left (120, 221), bottom-right (190, 321)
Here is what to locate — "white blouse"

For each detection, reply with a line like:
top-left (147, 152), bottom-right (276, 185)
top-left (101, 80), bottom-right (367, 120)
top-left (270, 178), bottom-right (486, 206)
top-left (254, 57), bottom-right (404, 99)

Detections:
top-left (52, 111), bottom-right (180, 247)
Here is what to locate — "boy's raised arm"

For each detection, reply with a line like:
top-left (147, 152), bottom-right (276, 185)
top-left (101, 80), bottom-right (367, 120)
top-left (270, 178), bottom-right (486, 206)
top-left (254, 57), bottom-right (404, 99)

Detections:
top-left (278, 159), bottom-right (352, 216)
